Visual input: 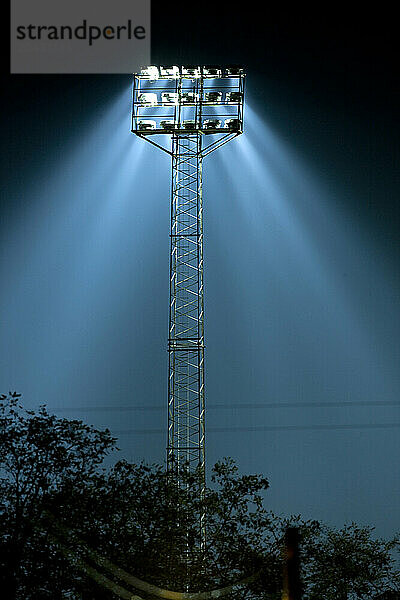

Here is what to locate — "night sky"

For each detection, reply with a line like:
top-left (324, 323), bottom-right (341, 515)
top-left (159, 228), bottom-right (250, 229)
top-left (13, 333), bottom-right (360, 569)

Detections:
top-left (1, 6), bottom-right (399, 538)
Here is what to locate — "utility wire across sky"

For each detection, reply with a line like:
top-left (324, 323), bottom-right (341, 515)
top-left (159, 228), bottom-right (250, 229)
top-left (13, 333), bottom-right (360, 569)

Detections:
top-left (112, 423), bottom-right (400, 435)
top-left (54, 400), bottom-right (400, 412)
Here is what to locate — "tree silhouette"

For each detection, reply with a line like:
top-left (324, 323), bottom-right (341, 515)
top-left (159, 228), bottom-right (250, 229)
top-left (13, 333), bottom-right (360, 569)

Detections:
top-left (1, 393), bottom-right (399, 599)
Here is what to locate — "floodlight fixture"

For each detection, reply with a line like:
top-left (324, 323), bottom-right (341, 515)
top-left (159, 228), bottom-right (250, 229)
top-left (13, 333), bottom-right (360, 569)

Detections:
top-left (182, 91), bottom-right (198, 104)
top-left (204, 91), bottom-right (223, 104)
top-left (138, 92), bottom-right (158, 106)
top-left (161, 91), bottom-right (179, 105)
top-left (182, 65), bottom-right (201, 78)
top-left (140, 65), bottom-right (159, 80)
top-left (225, 91), bottom-right (242, 103)
top-left (202, 66), bottom-right (222, 77)
top-left (225, 66), bottom-right (244, 76)
top-left (224, 118), bottom-right (239, 130)
top-left (160, 65), bottom-right (180, 79)
top-left (138, 120), bottom-right (156, 131)
top-left (182, 119), bottom-right (197, 130)
top-left (160, 119), bottom-right (178, 130)
top-left (203, 118), bottom-right (222, 131)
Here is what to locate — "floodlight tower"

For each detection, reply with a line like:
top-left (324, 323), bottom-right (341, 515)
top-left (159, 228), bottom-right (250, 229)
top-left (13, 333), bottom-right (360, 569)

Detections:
top-left (131, 65), bottom-right (245, 550)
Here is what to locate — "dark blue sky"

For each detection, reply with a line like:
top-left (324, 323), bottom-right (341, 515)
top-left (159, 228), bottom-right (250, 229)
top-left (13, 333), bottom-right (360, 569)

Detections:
top-left (1, 7), bottom-right (399, 539)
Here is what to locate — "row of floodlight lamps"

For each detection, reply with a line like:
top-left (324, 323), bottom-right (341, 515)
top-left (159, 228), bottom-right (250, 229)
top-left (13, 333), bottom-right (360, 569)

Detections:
top-left (138, 66), bottom-right (244, 80)
top-left (136, 118), bottom-right (240, 132)
top-left (137, 91), bottom-right (242, 106)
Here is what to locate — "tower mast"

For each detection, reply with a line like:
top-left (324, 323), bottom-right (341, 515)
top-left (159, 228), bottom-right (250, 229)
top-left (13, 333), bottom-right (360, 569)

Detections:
top-left (132, 65), bottom-right (245, 554)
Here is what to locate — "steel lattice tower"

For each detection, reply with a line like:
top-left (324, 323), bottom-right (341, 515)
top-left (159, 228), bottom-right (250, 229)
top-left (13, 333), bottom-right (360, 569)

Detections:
top-left (132, 65), bottom-right (245, 551)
